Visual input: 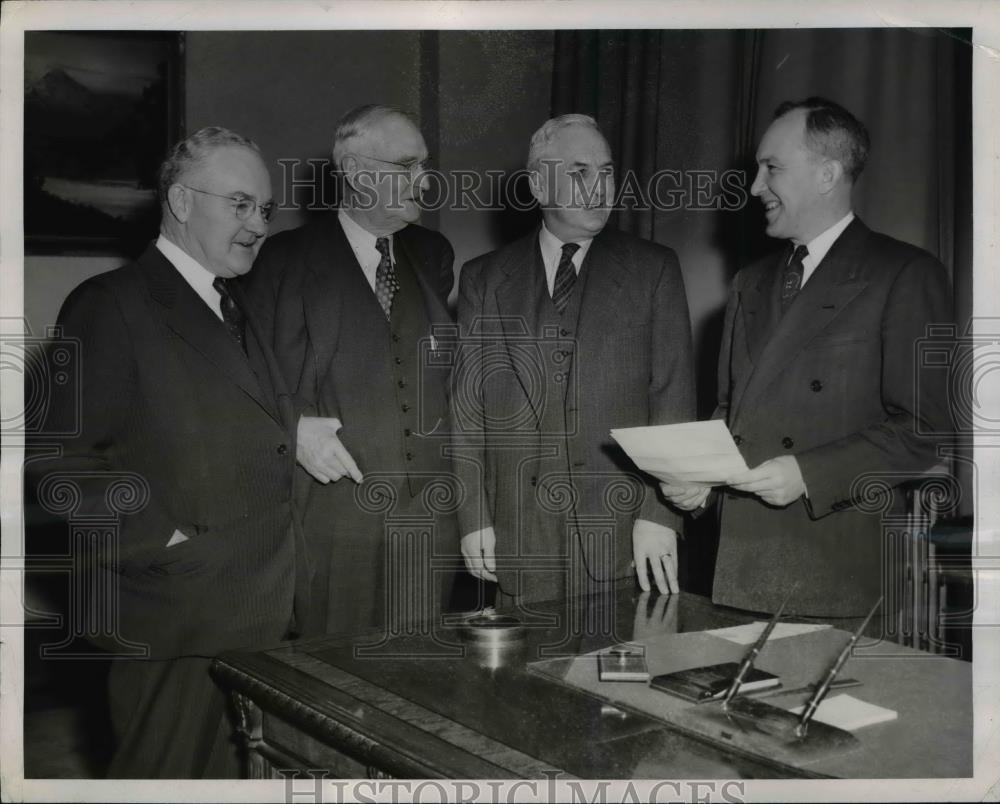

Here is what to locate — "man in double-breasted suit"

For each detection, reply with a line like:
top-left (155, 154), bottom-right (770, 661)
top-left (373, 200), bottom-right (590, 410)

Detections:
top-left (244, 105), bottom-right (457, 636)
top-left (663, 98), bottom-right (953, 617)
top-left (453, 114), bottom-right (695, 607)
top-left (35, 128), bottom-right (301, 777)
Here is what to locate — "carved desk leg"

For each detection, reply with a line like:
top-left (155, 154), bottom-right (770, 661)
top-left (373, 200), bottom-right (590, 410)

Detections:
top-left (232, 692), bottom-right (272, 778)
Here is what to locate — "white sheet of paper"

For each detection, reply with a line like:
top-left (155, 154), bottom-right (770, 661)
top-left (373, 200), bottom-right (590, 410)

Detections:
top-left (789, 694), bottom-right (898, 731)
top-left (705, 621), bottom-right (832, 645)
top-left (610, 420), bottom-right (749, 486)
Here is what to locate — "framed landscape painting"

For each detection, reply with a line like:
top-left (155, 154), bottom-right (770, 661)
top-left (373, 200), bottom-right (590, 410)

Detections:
top-left (24, 31), bottom-right (184, 255)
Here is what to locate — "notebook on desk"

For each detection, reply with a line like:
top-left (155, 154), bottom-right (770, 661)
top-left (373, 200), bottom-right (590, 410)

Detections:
top-left (650, 662), bottom-right (780, 703)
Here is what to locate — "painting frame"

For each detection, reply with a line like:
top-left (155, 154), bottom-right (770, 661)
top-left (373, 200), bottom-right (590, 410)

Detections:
top-left (23, 30), bottom-right (185, 256)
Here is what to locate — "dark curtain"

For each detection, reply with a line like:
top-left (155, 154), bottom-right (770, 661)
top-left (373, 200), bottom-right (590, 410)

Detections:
top-left (552, 28), bottom-right (971, 367)
top-left (552, 29), bottom-right (973, 589)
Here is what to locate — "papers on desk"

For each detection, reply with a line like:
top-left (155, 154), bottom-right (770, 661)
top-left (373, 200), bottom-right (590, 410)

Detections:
top-left (706, 621), bottom-right (832, 645)
top-left (789, 694), bottom-right (898, 731)
top-left (610, 420), bottom-right (748, 486)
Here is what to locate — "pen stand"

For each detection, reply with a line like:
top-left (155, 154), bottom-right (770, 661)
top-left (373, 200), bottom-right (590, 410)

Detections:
top-left (695, 696), bottom-right (860, 763)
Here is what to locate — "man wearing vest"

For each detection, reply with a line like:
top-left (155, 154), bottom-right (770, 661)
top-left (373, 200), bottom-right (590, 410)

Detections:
top-left (661, 98), bottom-right (953, 618)
top-left (453, 114), bottom-right (695, 612)
top-left (244, 105), bottom-right (456, 636)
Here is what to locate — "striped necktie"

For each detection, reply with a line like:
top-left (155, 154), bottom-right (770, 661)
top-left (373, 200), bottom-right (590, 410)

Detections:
top-left (213, 277), bottom-right (246, 353)
top-left (552, 242), bottom-right (581, 314)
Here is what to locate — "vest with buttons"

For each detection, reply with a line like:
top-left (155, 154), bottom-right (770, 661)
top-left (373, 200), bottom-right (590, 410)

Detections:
top-left (529, 241), bottom-right (588, 473)
top-left (387, 245), bottom-right (449, 496)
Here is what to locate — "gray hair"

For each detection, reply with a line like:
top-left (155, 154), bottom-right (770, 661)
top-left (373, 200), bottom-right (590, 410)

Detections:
top-left (527, 114), bottom-right (602, 172)
top-left (332, 104), bottom-right (411, 167)
top-left (157, 126), bottom-right (260, 205)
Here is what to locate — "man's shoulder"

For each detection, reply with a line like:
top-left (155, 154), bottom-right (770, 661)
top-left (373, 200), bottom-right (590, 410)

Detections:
top-left (733, 248), bottom-right (779, 289)
top-left (258, 217), bottom-right (332, 255)
top-left (596, 227), bottom-right (677, 263)
top-left (399, 222), bottom-right (453, 256)
top-left (460, 229), bottom-right (536, 282)
top-left (68, 247), bottom-right (156, 300)
top-left (58, 248), bottom-right (161, 325)
top-left (860, 224), bottom-right (942, 267)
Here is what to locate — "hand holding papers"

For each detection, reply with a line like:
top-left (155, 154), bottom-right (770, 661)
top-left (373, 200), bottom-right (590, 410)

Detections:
top-left (610, 420), bottom-right (749, 488)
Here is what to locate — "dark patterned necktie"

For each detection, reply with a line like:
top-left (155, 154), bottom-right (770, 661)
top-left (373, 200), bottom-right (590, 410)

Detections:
top-left (552, 242), bottom-right (581, 314)
top-left (212, 277), bottom-right (246, 353)
top-left (374, 236), bottom-right (400, 320)
top-left (780, 244), bottom-right (809, 313)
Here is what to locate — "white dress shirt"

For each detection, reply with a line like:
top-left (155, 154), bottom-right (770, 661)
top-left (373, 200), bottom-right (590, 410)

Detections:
top-left (538, 222), bottom-right (594, 297)
top-left (155, 234), bottom-right (224, 321)
top-left (338, 208), bottom-right (394, 292)
top-left (797, 211), bottom-right (855, 286)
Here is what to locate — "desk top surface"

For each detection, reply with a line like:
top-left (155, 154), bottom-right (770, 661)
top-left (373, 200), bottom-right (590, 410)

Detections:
top-left (214, 588), bottom-right (971, 780)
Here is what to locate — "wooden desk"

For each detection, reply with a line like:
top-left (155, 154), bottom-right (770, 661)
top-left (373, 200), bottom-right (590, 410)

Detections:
top-left (211, 587), bottom-right (971, 780)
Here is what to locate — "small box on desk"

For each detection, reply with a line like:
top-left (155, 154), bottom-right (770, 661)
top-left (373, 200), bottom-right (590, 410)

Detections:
top-left (597, 645), bottom-right (649, 682)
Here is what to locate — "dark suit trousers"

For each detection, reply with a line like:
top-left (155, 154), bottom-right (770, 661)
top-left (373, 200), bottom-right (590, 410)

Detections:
top-left (107, 656), bottom-right (241, 778)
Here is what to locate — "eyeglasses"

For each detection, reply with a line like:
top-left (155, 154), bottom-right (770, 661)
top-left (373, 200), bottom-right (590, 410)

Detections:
top-left (180, 185), bottom-right (276, 223)
top-left (354, 153), bottom-right (432, 175)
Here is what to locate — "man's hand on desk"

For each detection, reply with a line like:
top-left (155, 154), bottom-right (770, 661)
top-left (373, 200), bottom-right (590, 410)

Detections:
top-left (632, 519), bottom-right (679, 595)
top-left (296, 416), bottom-right (364, 484)
top-left (659, 482), bottom-right (711, 512)
top-left (727, 455), bottom-right (805, 507)
top-left (461, 527), bottom-right (498, 582)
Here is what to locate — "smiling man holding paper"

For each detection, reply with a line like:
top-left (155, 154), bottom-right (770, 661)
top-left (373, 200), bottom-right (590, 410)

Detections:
top-left (661, 98), bottom-right (952, 618)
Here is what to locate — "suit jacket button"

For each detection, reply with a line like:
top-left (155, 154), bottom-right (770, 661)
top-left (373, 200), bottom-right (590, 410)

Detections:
top-left (406, 451), bottom-right (414, 461)
top-left (394, 356), bottom-right (403, 365)
top-left (733, 434), bottom-right (743, 446)
top-left (782, 437), bottom-right (794, 449)
top-left (401, 403), bottom-right (410, 412)
top-left (404, 428), bottom-right (412, 437)
top-left (560, 328), bottom-right (570, 337)
top-left (277, 444), bottom-right (288, 455)
top-left (810, 380), bottom-right (823, 392)
top-left (392, 333), bottom-right (400, 343)
top-left (397, 379), bottom-right (406, 388)
top-left (529, 475), bottom-right (537, 487)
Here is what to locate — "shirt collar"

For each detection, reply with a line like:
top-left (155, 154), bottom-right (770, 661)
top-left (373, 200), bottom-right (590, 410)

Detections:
top-left (538, 222), bottom-right (594, 272)
top-left (155, 234), bottom-right (223, 318)
top-left (338, 208), bottom-right (393, 265)
top-left (799, 211), bottom-right (855, 269)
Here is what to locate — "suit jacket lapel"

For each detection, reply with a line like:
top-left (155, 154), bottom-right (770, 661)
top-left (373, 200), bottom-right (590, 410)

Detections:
top-left (141, 245), bottom-right (279, 421)
top-left (733, 219), bottom-right (871, 424)
top-left (230, 280), bottom-right (289, 427)
top-left (741, 249), bottom-right (786, 365)
top-left (494, 229), bottom-right (546, 426)
top-left (394, 227), bottom-right (452, 328)
top-left (575, 230), bottom-right (628, 341)
top-left (567, 230), bottom-right (629, 404)
top-left (301, 219), bottom-right (360, 376)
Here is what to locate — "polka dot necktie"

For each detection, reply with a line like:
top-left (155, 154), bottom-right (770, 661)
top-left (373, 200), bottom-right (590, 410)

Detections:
top-left (213, 277), bottom-right (246, 353)
top-left (781, 244), bottom-right (809, 314)
top-left (551, 242), bottom-right (581, 315)
top-left (374, 236), bottom-right (400, 320)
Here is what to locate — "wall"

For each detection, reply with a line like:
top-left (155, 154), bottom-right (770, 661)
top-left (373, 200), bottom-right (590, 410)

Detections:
top-left (184, 30), bottom-right (425, 236)
top-left (23, 255), bottom-right (127, 336)
top-left (436, 31), bottom-right (554, 277)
